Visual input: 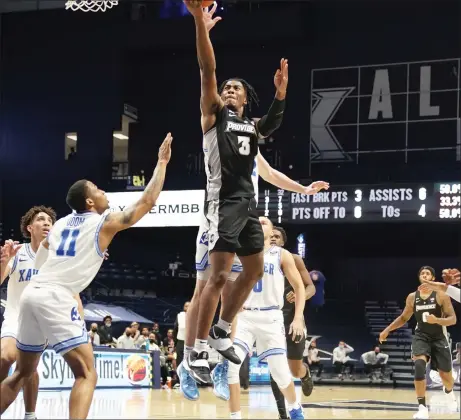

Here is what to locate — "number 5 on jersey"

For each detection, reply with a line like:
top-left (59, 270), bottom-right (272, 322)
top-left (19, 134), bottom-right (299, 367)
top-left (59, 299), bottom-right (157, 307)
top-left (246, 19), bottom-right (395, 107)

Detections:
top-left (57, 229), bottom-right (80, 257)
top-left (238, 136), bottom-right (250, 156)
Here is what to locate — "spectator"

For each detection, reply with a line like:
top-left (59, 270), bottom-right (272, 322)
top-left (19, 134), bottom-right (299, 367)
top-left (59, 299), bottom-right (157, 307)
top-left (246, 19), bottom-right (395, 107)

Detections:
top-left (131, 322), bottom-right (141, 341)
top-left (135, 327), bottom-right (149, 348)
top-left (152, 322), bottom-right (163, 343)
top-left (117, 327), bottom-right (135, 349)
top-left (88, 323), bottom-right (100, 346)
top-left (361, 346), bottom-right (389, 380)
top-left (307, 340), bottom-right (323, 378)
top-left (141, 332), bottom-right (160, 352)
top-left (333, 341), bottom-right (355, 379)
top-left (163, 329), bottom-right (177, 371)
top-left (98, 315), bottom-right (116, 346)
top-left (309, 270), bottom-right (326, 308)
top-left (174, 301), bottom-right (190, 366)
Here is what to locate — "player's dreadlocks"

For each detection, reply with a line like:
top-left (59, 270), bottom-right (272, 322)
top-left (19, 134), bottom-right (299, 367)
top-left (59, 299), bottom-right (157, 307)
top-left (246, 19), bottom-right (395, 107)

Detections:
top-left (219, 78), bottom-right (259, 116)
top-left (20, 206), bottom-right (56, 239)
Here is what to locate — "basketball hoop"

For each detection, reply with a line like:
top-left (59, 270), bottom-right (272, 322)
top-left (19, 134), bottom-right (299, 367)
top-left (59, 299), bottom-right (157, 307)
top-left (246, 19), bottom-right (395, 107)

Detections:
top-left (65, 0), bottom-right (118, 12)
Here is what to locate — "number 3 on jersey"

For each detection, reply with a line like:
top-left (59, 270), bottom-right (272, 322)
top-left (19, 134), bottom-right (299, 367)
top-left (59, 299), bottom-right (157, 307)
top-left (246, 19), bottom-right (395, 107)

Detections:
top-left (57, 229), bottom-right (80, 257)
top-left (238, 136), bottom-right (250, 156)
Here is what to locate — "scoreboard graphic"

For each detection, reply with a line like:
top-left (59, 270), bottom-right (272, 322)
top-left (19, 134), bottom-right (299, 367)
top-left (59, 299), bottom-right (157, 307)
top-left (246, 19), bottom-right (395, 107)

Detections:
top-left (259, 182), bottom-right (460, 224)
top-left (310, 58), bottom-right (460, 163)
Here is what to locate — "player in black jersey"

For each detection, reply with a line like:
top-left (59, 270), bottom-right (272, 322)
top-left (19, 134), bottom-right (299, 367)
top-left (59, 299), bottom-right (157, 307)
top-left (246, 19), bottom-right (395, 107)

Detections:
top-left (184, 0), bottom-right (293, 383)
top-left (379, 266), bottom-right (457, 419)
top-left (269, 227), bottom-right (316, 419)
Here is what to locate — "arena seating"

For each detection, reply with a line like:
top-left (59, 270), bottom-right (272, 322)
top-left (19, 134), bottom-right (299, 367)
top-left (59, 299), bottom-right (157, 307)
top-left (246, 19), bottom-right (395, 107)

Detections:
top-left (306, 301), bottom-right (394, 386)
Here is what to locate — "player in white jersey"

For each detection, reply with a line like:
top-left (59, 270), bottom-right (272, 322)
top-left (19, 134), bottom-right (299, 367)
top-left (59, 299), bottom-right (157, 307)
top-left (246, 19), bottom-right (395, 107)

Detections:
top-left (0, 206), bottom-right (56, 420)
top-left (0, 133), bottom-right (172, 419)
top-left (179, 151), bottom-right (328, 400)
top-left (227, 216), bottom-right (306, 420)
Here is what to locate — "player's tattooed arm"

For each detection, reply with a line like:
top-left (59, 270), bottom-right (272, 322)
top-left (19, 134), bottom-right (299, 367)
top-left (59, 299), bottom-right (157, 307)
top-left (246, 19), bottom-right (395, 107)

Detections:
top-left (430, 292), bottom-right (457, 326)
top-left (379, 293), bottom-right (414, 343)
top-left (101, 134), bottom-right (172, 238)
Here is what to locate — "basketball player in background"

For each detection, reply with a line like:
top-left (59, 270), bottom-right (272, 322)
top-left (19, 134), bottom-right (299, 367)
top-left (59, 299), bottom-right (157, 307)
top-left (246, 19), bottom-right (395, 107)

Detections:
top-left (420, 269), bottom-right (460, 303)
top-left (184, 0), bottom-right (304, 383)
top-left (269, 226), bottom-right (315, 419)
top-left (0, 134), bottom-right (172, 419)
top-left (0, 206), bottom-right (56, 420)
top-left (379, 266), bottom-right (457, 419)
top-left (227, 217), bottom-right (306, 420)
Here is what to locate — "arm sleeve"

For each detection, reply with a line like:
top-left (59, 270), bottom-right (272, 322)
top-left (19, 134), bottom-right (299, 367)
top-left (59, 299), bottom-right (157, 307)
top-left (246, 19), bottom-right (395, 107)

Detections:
top-left (446, 285), bottom-right (461, 303)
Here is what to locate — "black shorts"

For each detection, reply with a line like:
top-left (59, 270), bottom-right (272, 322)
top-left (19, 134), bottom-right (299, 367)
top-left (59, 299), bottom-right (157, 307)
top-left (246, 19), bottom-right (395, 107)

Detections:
top-left (411, 333), bottom-right (452, 373)
top-left (284, 323), bottom-right (306, 361)
top-left (205, 196), bottom-right (264, 256)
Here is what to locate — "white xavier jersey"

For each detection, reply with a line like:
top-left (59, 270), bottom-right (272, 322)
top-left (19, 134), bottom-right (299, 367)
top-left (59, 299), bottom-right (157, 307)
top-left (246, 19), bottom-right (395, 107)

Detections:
top-left (31, 210), bottom-right (109, 295)
top-left (243, 246), bottom-right (285, 309)
top-left (3, 243), bottom-right (37, 320)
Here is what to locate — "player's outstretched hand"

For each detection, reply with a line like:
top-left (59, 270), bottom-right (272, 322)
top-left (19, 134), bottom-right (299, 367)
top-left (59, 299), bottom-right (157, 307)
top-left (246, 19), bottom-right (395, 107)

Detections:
top-left (158, 133), bottom-right (173, 164)
top-left (203, 2), bottom-right (222, 32)
top-left (274, 58), bottom-right (288, 98)
top-left (442, 268), bottom-right (460, 285)
top-left (303, 181), bottom-right (330, 195)
top-left (1, 240), bottom-right (22, 261)
top-left (418, 279), bottom-right (448, 294)
top-left (183, 0), bottom-right (204, 17)
top-left (378, 329), bottom-right (388, 344)
top-left (289, 318), bottom-right (304, 343)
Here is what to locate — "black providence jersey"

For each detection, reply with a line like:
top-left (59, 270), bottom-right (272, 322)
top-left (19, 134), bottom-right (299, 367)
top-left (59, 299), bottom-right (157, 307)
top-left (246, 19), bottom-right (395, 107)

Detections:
top-left (203, 106), bottom-right (259, 201)
top-left (414, 290), bottom-right (446, 339)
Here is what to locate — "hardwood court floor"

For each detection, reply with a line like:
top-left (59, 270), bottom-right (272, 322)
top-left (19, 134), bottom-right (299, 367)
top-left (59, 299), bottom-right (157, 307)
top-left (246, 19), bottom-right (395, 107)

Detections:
top-left (2, 385), bottom-right (460, 419)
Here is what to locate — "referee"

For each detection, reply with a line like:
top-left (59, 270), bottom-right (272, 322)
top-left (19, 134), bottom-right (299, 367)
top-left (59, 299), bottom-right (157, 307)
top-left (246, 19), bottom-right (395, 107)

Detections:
top-left (270, 227), bottom-right (316, 419)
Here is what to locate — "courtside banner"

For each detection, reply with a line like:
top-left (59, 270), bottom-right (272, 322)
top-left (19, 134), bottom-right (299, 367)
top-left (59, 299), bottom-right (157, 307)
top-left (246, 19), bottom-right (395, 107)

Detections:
top-left (8, 349), bottom-right (153, 389)
top-left (106, 190), bottom-right (205, 227)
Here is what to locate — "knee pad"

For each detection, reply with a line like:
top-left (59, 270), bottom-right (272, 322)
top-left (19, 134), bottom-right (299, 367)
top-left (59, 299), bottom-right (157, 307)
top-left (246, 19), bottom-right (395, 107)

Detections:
top-left (414, 359), bottom-right (427, 381)
top-left (228, 345), bottom-right (247, 385)
top-left (267, 354), bottom-right (292, 390)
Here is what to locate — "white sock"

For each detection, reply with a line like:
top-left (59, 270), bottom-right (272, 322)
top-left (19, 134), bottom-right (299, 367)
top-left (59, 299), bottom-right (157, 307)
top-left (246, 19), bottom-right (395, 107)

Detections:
top-left (286, 400), bottom-right (301, 411)
top-left (184, 346), bottom-right (193, 361)
top-left (217, 318), bottom-right (232, 334)
top-left (218, 353), bottom-right (225, 363)
top-left (24, 412), bottom-right (36, 420)
top-left (230, 411), bottom-right (242, 419)
top-left (194, 339), bottom-right (208, 352)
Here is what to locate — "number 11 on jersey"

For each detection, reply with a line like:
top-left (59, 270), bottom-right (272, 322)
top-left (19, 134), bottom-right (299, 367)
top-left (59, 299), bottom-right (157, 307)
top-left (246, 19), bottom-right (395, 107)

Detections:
top-left (57, 229), bottom-right (80, 257)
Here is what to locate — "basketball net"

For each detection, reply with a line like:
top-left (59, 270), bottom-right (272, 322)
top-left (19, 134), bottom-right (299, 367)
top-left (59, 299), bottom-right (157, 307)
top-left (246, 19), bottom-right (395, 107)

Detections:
top-left (65, 0), bottom-right (118, 12)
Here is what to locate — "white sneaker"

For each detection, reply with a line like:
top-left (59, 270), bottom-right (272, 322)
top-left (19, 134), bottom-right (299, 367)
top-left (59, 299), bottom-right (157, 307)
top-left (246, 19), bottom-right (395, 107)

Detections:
top-left (413, 404), bottom-right (429, 419)
top-left (443, 387), bottom-right (459, 412)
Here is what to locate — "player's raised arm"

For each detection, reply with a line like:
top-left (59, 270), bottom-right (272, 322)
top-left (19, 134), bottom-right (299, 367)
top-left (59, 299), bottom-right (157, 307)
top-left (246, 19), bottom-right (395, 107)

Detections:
top-left (0, 241), bottom-right (22, 284)
top-left (184, 1), bottom-right (224, 119)
top-left (281, 248), bottom-right (305, 342)
top-left (101, 134), bottom-right (172, 239)
top-left (379, 293), bottom-right (414, 343)
top-left (255, 58), bottom-right (288, 138)
top-left (257, 152), bottom-right (330, 196)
